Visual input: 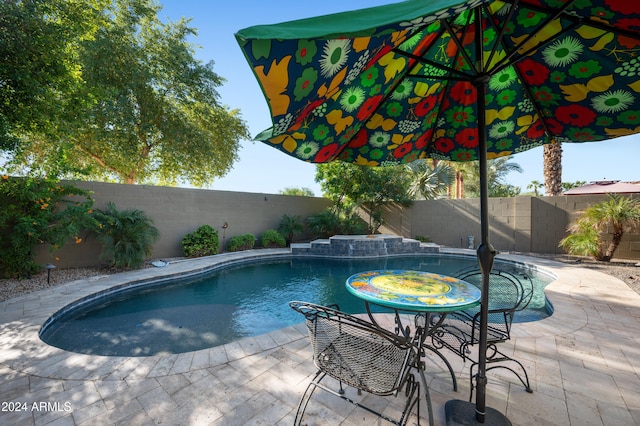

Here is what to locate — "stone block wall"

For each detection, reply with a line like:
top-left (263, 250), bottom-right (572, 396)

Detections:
top-left (32, 181), bottom-right (640, 268)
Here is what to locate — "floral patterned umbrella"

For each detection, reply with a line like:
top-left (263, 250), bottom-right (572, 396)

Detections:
top-left (236, 0), bottom-right (640, 166)
top-left (236, 1), bottom-right (640, 424)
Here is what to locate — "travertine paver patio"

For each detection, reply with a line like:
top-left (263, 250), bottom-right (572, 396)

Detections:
top-left (0, 249), bottom-right (639, 425)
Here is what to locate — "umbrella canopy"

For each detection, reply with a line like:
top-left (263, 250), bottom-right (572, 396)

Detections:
top-left (236, 1), bottom-right (640, 424)
top-left (236, 0), bottom-right (640, 166)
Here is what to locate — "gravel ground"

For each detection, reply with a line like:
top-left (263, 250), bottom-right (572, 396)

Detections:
top-left (2, 254), bottom-right (640, 303)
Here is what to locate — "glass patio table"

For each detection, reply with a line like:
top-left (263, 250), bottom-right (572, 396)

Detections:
top-left (346, 269), bottom-right (481, 391)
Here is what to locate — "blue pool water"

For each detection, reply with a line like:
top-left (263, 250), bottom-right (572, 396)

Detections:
top-left (40, 255), bottom-right (552, 357)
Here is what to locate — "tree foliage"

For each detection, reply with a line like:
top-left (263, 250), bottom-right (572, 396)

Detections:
top-left (0, 176), bottom-right (95, 278)
top-left (0, 0), bottom-right (105, 152)
top-left (5, 0), bottom-right (249, 186)
top-left (406, 160), bottom-right (454, 200)
top-left (279, 187), bottom-right (315, 197)
top-left (452, 157), bottom-right (522, 198)
top-left (315, 162), bottom-right (412, 234)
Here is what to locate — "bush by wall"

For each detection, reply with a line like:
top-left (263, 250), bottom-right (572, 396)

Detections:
top-left (0, 176), bottom-right (95, 278)
top-left (181, 225), bottom-right (219, 257)
top-left (261, 229), bottom-right (286, 248)
top-left (93, 202), bottom-right (160, 269)
top-left (227, 233), bottom-right (255, 252)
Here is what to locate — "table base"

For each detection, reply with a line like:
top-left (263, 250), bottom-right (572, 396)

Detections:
top-left (445, 399), bottom-right (512, 426)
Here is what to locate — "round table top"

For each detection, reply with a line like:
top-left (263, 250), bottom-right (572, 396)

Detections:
top-left (346, 270), bottom-right (481, 312)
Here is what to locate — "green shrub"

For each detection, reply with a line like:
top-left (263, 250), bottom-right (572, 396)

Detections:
top-left (414, 235), bottom-right (432, 243)
top-left (93, 202), bottom-right (160, 269)
top-left (0, 176), bottom-right (95, 278)
top-left (181, 225), bottom-right (219, 257)
top-left (227, 233), bottom-right (255, 252)
top-left (278, 214), bottom-right (304, 245)
top-left (306, 209), bottom-right (367, 239)
top-left (261, 229), bottom-right (286, 248)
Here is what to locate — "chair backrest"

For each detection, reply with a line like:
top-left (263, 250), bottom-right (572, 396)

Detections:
top-left (453, 267), bottom-right (532, 312)
top-left (290, 301), bottom-right (415, 395)
top-left (453, 267), bottom-right (533, 342)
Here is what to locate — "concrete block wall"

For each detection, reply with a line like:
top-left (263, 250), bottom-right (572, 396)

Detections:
top-left (31, 182), bottom-right (640, 268)
top-left (35, 181), bottom-right (331, 268)
top-left (385, 194), bottom-right (640, 260)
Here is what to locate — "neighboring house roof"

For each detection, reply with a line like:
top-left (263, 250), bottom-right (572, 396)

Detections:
top-left (564, 180), bottom-right (640, 195)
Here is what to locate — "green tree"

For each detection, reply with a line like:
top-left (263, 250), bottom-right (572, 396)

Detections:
top-left (527, 180), bottom-right (544, 196)
top-left (279, 187), bottom-right (315, 196)
top-left (315, 163), bottom-right (412, 234)
top-left (0, 0), bottom-right (105, 152)
top-left (10, 0), bottom-right (249, 186)
top-left (562, 181), bottom-right (587, 192)
top-left (454, 157), bottom-right (523, 198)
top-left (559, 195), bottom-right (640, 262)
top-left (406, 160), bottom-right (454, 200)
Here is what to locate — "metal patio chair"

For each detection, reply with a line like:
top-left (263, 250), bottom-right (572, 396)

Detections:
top-left (290, 301), bottom-right (433, 426)
top-left (430, 267), bottom-right (534, 399)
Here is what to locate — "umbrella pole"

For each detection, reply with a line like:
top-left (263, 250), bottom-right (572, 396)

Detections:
top-left (444, 77), bottom-right (511, 425)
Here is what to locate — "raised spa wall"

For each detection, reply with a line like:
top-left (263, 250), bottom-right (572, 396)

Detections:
top-left (291, 234), bottom-right (440, 257)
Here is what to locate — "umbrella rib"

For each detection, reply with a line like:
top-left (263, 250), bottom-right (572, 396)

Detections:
top-left (483, 0), bottom-right (520, 72)
top-left (489, 0), bottom-right (579, 73)
top-left (501, 0), bottom-right (640, 41)
top-left (441, 14), bottom-right (481, 77)
top-left (394, 49), bottom-right (473, 81)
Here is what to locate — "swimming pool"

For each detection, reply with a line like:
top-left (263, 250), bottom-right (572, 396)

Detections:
top-left (39, 255), bottom-right (552, 357)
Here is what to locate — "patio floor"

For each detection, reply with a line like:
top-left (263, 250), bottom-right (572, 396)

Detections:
top-left (1, 249), bottom-right (639, 425)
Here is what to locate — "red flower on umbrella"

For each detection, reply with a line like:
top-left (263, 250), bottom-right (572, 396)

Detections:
top-left (455, 128), bottom-right (478, 148)
top-left (526, 120), bottom-right (547, 139)
top-left (357, 95), bottom-right (383, 121)
top-left (348, 128), bottom-right (369, 148)
top-left (435, 138), bottom-right (455, 153)
top-left (619, 33), bottom-right (640, 48)
top-left (519, 59), bottom-right (550, 86)
top-left (414, 129), bottom-right (434, 149)
top-left (450, 81), bottom-right (477, 106)
top-left (393, 142), bottom-right (414, 158)
top-left (556, 104), bottom-right (597, 126)
top-left (415, 94), bottom-right (438, 117)
top-left (544, 118), bottom-right (564, 134)
top-left (315, 143), bottom-right (340, 162)
top-left (606, 0), bottom-right (638, 14)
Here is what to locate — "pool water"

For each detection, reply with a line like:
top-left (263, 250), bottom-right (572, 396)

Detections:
top-left (40, 255), bottom-right (552, 357)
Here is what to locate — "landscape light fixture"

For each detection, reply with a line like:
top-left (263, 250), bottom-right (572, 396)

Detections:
top-left (45, 264), bottom-right (56, 284)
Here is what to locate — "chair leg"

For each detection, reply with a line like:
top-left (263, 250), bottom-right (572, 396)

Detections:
top-left (468, 348), bottom-right (533, 401)
top-left (416, 367), bottom-right (435, 426)
top-left (294, 370), bottom-right (325, 426)
top-left (423, 344), bottom-right (458, 392)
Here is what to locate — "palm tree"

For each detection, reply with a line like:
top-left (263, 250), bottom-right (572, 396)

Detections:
top-left (456, 156), bottom-right (522, 198)
top-left (406, 160), bottom-right (454, 200)
top-left (559, 194), bottom-right (640, 262)
top-left (543, 141), bottom-right (563, 196)
top-left (278, 214), bottom-right (305, 246)
top-left (527, 180), bottom-right (544, 196)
